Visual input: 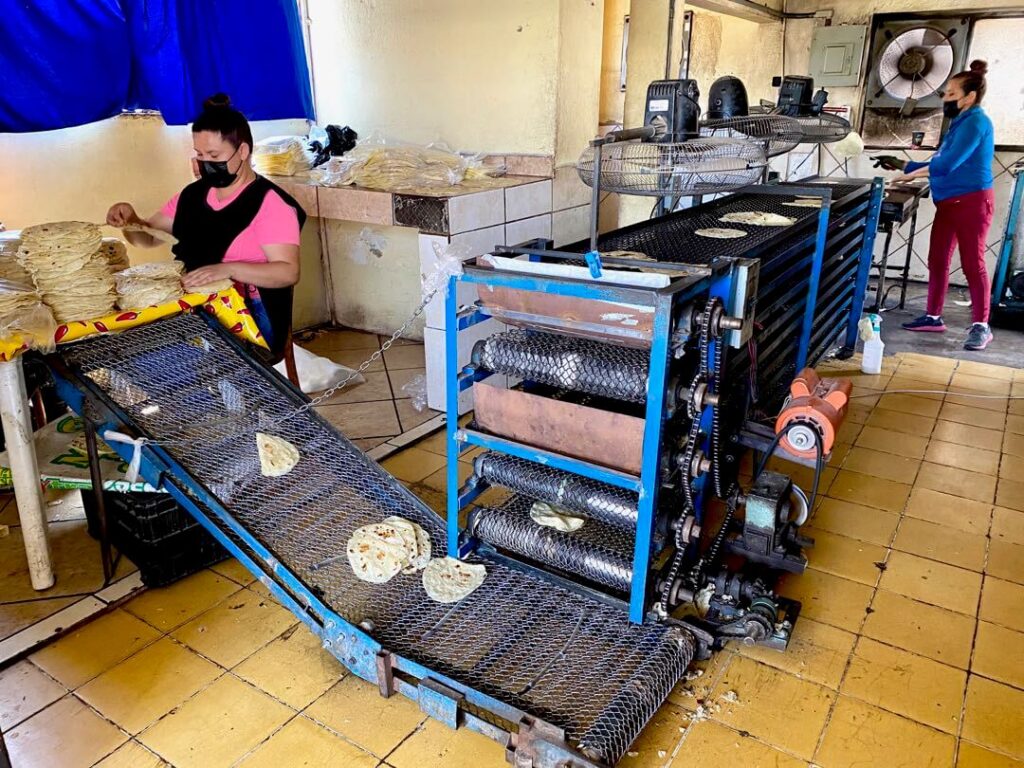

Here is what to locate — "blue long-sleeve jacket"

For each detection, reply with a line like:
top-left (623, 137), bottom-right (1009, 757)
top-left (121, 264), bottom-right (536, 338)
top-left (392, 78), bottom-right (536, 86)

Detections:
top-left (905, 106), bottom-right (994, 202)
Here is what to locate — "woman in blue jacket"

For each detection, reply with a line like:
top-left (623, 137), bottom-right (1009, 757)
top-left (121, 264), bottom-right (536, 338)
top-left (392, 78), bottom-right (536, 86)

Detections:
top-left (894, 60), bottom-right (995, 350)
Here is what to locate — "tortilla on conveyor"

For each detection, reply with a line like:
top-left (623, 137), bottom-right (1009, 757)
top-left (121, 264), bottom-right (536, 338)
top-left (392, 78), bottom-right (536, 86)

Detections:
top-left (782, 198), bottom-right (823, 208)
top-left (530, 501), bottom-right (586, 532)
top-left (255, 432), bottom-right (300, 477)
top-left (347, 521), bottom-right (412, 584)
top-left (718, 211), bottom-right (796, 227)
top-left (381, 515), bottom-right (434, 574)
top-left (422, 557), bottom-right (487, 603)
top-left (694, 227), bottom-right (748, 239)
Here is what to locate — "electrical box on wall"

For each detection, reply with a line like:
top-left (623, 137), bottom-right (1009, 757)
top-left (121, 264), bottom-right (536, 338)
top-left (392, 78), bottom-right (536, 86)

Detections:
top-left (808, 25), bottom-right (868, 87)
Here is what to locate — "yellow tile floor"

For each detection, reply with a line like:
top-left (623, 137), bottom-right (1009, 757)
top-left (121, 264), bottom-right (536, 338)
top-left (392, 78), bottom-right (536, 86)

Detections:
top-left (3, 350), bottom-right (1024, 767)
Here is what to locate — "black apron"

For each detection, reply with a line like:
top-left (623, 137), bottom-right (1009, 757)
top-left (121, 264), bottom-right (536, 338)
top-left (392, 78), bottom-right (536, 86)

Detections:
top-left (171, 175), bottom-right (306, 359)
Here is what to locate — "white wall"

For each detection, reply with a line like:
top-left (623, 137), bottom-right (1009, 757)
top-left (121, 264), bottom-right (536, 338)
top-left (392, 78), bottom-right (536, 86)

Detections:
top-left (689, 9), bottom-right (783, 109)
top-left (306, 0), bottom-right (562, 155)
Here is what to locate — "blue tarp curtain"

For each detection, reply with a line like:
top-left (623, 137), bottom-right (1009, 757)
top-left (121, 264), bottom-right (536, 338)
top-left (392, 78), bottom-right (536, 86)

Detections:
top-left (0, 0), bottom-right (315, 133)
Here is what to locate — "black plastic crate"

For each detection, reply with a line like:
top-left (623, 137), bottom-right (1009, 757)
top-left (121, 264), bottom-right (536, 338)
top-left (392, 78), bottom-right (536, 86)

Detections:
top-left (105, 492), bottom-right (201, 543)
top-left (82, 489), bottom-right (227, 587)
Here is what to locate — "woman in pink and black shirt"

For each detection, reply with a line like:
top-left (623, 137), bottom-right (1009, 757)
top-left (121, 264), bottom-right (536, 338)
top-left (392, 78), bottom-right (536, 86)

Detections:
top-left (106, 94), bottom-right (304, 360)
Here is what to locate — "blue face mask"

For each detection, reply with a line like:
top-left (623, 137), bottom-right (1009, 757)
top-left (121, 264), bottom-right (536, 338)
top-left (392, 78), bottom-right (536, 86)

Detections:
top-left (198, 146), bottom-right (241, 188)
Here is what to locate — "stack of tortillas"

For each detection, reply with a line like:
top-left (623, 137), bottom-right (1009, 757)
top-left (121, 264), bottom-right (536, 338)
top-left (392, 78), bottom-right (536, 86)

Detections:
top-left (347, 517), bottom-right (432, 582)
top-left (114, 261), bottom-right (185, 309)
top-left (0, 253), bottom-right (33, 285)
top-left (17, 222), bottom-right (117, 322)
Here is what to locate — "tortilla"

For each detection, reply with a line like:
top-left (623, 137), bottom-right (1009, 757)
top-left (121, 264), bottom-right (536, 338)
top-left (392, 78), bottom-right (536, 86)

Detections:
top-left (382, 515), bottom-right (420, 568)
top-left (694, 228), bottom-right (748, 239)
top-left (116, 261), bottom-right (185, 280)
top-left (782, 198), bottom-right (823, 208)
top-left (186, 278), bottom-right (234, 295)
top-left (719, 211), bottom-right (796, 227)
top-left (380, 516), bottom-right (432, 573)
top-left (347, 522), bottom-right (410, 584)
top-left (422, 557), bottom-right (486, 603)
top-left (410, 523), bottom-right (432, 571)
top-left (121, 223), bottom-right (178, 245)
top-left (255, 432), bottom-right (300, 477)
top-left (530, 501), bottom-right (585, 533)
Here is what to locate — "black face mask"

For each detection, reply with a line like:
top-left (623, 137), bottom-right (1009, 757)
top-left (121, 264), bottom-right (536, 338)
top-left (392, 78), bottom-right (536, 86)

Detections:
top-left (198, 147), bottom-right (241, 188)
top-left (943, 99), bottom-right (963, 119)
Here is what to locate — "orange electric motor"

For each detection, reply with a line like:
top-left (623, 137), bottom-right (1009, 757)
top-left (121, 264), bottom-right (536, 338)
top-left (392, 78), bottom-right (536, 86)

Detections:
top-left (774, 368), bottom-right (852, 459)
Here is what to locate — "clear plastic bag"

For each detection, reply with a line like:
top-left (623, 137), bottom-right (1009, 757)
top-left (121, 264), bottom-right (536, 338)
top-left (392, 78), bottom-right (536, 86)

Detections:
top-left (310, 133), bottom-right (504, 191)
top-left (400, 373), bottom-right (428, 412)
top-left (0, 286), bottom-right (58, 352)
top-left (273, 343), bottom-right (366, 393)
top-left (423, 241), bottom-right (469, 301)
top-left (252, 135), bottom-right (313, 177)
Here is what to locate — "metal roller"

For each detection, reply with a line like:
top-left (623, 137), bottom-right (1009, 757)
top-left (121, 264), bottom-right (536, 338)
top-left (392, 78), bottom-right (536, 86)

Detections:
top-left (474, 453), bottom-right (639, 530)
top-left (472, 329), bottom-right (650, 403)
top-left (468, 505), bottom-right (634, 593)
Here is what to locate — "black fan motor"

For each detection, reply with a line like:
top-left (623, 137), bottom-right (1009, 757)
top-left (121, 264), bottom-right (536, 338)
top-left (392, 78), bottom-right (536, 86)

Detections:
top-left (644, 79), bottom-right (701, 141)
top-left (707, 76), bottom-right (749, 120)
top-left (773, 75), bottom-right (829, 117)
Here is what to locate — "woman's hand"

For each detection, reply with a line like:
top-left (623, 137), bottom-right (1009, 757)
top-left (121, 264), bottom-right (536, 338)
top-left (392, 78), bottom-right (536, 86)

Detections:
top-left (182, 263), bottom-right (234, 290)
top-left (892, 167), bottom-right (929, 184)
top-left (106, 202), bottom-right (142, 228)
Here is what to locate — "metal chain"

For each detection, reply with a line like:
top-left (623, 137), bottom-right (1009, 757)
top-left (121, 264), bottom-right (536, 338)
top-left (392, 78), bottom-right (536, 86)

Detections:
top-left (659, 299), bottom-right (715, 612)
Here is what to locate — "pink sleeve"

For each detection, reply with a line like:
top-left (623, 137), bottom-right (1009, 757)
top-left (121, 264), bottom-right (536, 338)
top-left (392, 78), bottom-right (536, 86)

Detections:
top-left (160, 192), bottom-right (181, 220)
top-left (252, 192), bottom-right (301, 246)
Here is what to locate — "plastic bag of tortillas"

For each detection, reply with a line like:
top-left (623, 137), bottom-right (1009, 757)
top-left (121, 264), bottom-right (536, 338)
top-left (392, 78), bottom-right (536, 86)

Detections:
top-left (273, 343), bottom-right (365, 394)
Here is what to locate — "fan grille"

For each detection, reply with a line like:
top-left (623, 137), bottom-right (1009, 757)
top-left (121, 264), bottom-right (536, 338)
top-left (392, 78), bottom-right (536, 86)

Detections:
top-left (576, 138), bottom-right (767, 196)
top-left (877, 27), bottom-right (954, 101)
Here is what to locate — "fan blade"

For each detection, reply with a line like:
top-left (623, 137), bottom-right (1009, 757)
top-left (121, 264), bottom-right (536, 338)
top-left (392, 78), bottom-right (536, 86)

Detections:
top-left (875, 70), bottom-right (906, 99)
top-left (919, 27), bottom-right (947, 46)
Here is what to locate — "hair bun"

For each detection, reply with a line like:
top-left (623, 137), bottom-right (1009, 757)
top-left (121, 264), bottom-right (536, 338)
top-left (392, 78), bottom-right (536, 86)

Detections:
top-left (203, 93), bottom-right (233, 111)
top-left (969, 59), bottom-right (988, 76)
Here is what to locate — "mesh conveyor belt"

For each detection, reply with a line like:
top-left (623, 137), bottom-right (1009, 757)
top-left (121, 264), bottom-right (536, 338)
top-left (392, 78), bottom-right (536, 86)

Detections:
top-left (473, 330), bottom-right (650, 404)
top-left (55, 312), bottom-right (692, 764)
top-left (475, 452), bottom-right (640, 530)
top-left (566, 184), bottom-right (866, 264)
top-left (469, 495), bottom-right (637, 594)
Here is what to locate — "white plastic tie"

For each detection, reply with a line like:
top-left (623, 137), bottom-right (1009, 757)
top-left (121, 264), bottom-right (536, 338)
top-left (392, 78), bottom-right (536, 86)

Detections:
top-left (102, 430), bottom-right (148, 484)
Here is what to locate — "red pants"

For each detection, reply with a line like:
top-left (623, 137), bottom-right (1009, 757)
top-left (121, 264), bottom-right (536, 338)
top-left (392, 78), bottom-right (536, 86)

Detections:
top-left (926, 188), bottom-right (995, 324)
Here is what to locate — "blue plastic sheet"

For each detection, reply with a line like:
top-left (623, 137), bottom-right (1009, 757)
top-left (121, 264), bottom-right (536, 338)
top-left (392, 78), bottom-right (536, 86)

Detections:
top-left (0, 1), bottom-right (132, 132)
top-left (0, 0), bottom-right (314, 133)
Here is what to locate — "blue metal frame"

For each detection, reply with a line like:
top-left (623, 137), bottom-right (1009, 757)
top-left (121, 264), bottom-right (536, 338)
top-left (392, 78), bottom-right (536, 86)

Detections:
top-left (795, 187), bottom-right (834, 370)
top-left (845, 177), bottom-right (885, 350)
top-left (444, 258), bottom-right (733, 624)
top-left (992, 166), bottom-right (1024, 309)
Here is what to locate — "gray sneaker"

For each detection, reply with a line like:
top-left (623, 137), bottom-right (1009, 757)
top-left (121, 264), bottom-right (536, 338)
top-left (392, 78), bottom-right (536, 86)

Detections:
top-left (964, 323), bottom-right (993, 351)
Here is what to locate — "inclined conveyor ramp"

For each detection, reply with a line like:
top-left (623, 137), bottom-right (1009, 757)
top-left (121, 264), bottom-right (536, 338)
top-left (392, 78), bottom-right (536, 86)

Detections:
top-left (47, 310), bottom-right (695, 768)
